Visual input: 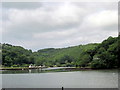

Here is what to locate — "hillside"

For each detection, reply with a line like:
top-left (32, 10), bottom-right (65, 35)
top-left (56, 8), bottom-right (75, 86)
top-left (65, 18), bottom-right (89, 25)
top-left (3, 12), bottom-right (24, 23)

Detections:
top-left (33, 43), bottom-right (98, 67)
top-left (1, 36), bottom-right (119, 68)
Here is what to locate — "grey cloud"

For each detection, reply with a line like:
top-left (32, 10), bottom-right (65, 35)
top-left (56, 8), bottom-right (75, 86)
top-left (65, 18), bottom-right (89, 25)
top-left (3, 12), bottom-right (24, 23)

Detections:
top-left (3, 2), bottom-right (86, 39)
top-left (2, 2), bottom-right (43, 9)
top-left (2, 2), bottom-right (118, 51)
top-left (73, 2), bottom-right (118, 10)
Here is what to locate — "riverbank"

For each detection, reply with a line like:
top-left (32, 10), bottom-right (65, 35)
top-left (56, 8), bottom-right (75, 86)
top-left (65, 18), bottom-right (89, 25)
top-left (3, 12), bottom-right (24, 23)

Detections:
top-left (0, 67), bottom-right (117, 71)
top-left (0, 67), bottom-right (45, 70)
top-left (64, 67), bottom-right (118, 70)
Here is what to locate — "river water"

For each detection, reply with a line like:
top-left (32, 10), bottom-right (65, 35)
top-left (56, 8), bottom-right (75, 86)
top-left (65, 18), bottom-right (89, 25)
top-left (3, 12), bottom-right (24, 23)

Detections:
top-left (1, 68), bottom-right (118, 88)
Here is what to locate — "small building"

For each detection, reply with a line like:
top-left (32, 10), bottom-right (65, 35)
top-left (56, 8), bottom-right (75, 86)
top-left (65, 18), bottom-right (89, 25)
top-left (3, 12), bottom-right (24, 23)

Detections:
top-left (39, 65), bottom-right (42, 68)
top-left (29, 64), bottom-right (32, 68)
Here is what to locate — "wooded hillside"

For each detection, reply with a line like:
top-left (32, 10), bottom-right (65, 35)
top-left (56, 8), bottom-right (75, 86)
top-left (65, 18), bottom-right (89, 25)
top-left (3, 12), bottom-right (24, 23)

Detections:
top-left (1, 36), bottom-right (119, 68)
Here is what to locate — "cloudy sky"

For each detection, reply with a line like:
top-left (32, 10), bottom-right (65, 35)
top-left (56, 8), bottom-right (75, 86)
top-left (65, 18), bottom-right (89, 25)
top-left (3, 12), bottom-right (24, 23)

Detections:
top-left (1, 1), bottom-right (118, 51)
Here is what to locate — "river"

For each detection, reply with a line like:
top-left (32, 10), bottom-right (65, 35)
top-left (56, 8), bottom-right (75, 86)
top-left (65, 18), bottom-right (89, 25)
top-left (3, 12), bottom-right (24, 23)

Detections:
top-left (1, 68), bottom-right (118, 88)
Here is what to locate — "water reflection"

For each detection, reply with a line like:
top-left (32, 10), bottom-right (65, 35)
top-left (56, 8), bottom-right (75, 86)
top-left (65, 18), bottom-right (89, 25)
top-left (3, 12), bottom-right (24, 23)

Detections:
top-left (1, 67), bottom-right (70, 74)
top-left (29, 70), bottom-right (31, 73)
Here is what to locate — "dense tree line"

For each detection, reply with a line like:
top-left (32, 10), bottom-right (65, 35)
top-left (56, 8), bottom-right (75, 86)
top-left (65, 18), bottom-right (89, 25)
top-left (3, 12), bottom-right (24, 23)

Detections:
top-left (90, 36), bottom-right (119, 68)
top-left (1, 36), bottom-right (119, 68)
top-left (2, 44), bottom-right (35, 67)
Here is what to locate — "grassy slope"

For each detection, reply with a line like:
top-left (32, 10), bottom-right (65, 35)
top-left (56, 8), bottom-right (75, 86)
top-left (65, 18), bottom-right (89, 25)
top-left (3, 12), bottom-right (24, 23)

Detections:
top-left (34, 43), bottom-right (99, 62)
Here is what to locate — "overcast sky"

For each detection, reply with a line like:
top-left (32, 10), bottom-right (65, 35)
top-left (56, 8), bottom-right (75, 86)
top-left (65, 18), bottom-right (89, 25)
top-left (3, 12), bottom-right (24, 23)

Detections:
top-left (1, 1), bottom-right (118, 51)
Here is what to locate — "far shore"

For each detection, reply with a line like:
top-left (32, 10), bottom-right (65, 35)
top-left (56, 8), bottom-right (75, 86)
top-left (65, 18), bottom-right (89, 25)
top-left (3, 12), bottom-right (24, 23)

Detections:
top-left (0, 66), bottom-right (45, 70)
top-left (0, 67), bottom-right (117, 71)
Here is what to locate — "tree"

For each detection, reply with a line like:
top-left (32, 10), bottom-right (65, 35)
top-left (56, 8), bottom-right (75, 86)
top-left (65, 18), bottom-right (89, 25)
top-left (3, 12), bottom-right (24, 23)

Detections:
top-left (77, 54), bottom-right (91, 67)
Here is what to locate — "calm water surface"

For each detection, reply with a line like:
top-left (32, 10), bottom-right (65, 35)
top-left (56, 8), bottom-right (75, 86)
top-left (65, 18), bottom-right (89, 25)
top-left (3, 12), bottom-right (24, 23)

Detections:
top-left (1, 68), bottom-right (118, 88)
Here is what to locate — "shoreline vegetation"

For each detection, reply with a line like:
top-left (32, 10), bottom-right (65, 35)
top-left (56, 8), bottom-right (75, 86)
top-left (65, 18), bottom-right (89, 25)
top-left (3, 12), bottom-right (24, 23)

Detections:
top-left (1, 36), bottom-right (119, 70)
top-left (0, 66), bottom-right (118, 71)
